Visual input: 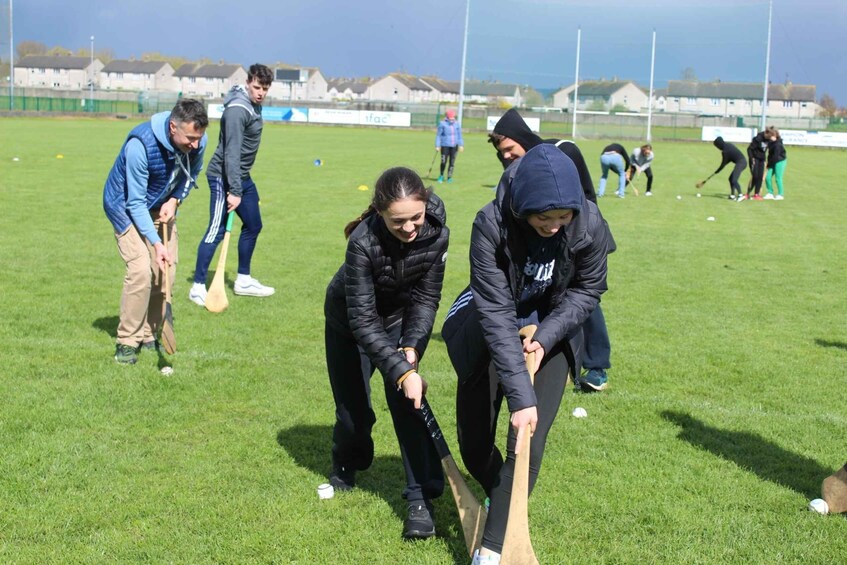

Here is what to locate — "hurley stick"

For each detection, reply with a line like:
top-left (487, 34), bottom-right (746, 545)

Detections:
top-left (501, 324), bottom-right (539, 565)
top-left (160, 222), bottom-right (176, 354)
top-left (427, 148), bottom-right (439, 179)
top-left (696, 172), bottom-right (716, 189)
top-left (419, 398), bottom-right (487, 556)
top-left (822, 462), bottom-right (847, 514)
top-left (205, 211), bottom-right (234, 313)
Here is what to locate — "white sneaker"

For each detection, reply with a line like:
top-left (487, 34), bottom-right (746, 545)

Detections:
top-left (234, 276), bottom-right (275, 297)
top-left (645, 191), bottom-right (653, 196)
top-left (763, 193), bottom-right (775, 200)
top-left (472, 549), bottom-right (501, 564)
top-left (189, 282), bottom-right (207, 306)
top-left (775, 194), bottom-right (784, 200)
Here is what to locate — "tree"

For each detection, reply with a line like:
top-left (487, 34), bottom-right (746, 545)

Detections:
top-left (681, 67), bottom-right (698, 81)
top-left (47, 46), bottom-right (72, 56)
top-left (819, 94), bottom-right (837, 117)
top-left (588, 99), bottom-right (607, 111)
top-left (521, 87), bottom-right (544, 108)
top-left (16, 40), bottom-right (47, 60)
top-left (141, 52), bottom-right (190, 70)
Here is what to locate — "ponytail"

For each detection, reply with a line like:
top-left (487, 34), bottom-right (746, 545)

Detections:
top-left (344, 206), bottom-right (377, 239)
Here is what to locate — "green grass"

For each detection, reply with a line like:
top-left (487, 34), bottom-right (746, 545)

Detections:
top-left (0, 117), bottom-right (845, 563)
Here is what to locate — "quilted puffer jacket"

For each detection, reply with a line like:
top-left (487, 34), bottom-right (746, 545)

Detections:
top-left (325, 193), bottom-right (449, 386)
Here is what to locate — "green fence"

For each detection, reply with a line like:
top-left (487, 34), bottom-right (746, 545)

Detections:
top-left (0, 87), bottom-right (178, 115)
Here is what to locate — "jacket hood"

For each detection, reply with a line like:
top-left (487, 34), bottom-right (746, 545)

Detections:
top-left (150, 111), bottom-right (176, 153)
top-left (493, 108), bottom-right (543, 151)
top-left (224, 84), bottom-right (253, 107)
top-left (510, 144), bottom-right (585, 218)
top-left (713, 136), bottom-right (725, 149)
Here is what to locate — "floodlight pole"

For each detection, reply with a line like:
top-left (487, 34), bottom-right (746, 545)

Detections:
top-left (646, 29), bottom-right (656, 142)
top-left (89, 35), bottom-right (94, 112)
top-left (571, 26), bottom-right (580, 138)
top-left (760, 0), bottom-right (772, 131)
top-left (457, 0), bottom-right (470, 125)
top-left (9, 0), bottom-right (13, 110)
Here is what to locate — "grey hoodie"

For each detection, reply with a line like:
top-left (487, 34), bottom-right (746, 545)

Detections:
top-left (206, 85), bottom-right (264, 196)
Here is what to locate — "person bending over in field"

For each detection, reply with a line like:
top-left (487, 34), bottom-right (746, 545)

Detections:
top-left (628, 143), bottom-right (655, 196)
top-left (712, 136), bottom-right (747, 201)
top-left (487, 107), bottom-right (614, 393)
top-left (190, 63), bottom-right (275, 306)
top-left (598, 142), bottom-right (631, 198)
top-left (103, 98), bottom-right (208, 365)
top-left (442, 145), bottom-right (611, 564)
top-left (324, 167), bottom-right (450, 540)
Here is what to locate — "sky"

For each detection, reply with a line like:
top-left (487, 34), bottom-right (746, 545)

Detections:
top-left (6, 0), bottom-right (847, 103)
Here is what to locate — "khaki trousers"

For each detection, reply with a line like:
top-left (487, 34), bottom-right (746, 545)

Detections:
top-left (114, 219), bottom-right (178, 347)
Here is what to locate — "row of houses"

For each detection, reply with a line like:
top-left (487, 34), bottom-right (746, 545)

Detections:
top-left (11, 55), bottom-right (822, 118)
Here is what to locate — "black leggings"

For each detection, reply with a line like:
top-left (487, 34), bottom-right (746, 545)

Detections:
top-left (325, 314), bottom-right (444, 503)
top-left (729, 161), bottom-right (746, 194)
top-left (442, 296), bottom-right (581, 552)
top-left (748, 157), bottom-right (765, 195)
top-left (440, 146), bottom-right (458, 178)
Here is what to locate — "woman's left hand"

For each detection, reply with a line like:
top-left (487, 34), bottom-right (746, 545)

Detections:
top-left (401, 372), bottom-right (428, 409)
top-left (522, 338), bottom-right (545, 374)
top-left (403, 348), bottom-right (418, 370)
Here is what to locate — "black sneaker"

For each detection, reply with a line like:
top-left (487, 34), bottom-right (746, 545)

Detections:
top-left (114, 344), bottom-right (138, 365)
top-left (403, 502), bottom-right (435, 540)
top-left (140, 340), bottom-right (160, 352)
top-left (329, 464), bottom-right (355, 492)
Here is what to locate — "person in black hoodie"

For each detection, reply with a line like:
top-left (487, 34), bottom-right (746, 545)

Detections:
top-left (745, 131), bottom-right (768, 201)
top-left (712, 136), bottom-right (747, 200)
top-left (442, 145), bottom-right (611, 563)
top-left (486, 108), bottom-right (612, 392)
top-left (324, 167), bottom-right (449, 540)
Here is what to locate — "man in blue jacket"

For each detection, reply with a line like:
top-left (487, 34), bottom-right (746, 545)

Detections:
top-left (103, 98), bottom-right (208, 364)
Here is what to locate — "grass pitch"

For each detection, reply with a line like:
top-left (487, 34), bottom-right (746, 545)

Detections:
top-left (0, 117), bottom-right (844, 563)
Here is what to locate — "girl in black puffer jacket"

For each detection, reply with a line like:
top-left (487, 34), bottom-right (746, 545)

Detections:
top-left (324, 167), bottom-right (449, 540)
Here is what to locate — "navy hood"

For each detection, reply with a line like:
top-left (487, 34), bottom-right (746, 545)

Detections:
top-left (510, 144), bottom-right (584, 218)
top-left (713, 136), bottom-right (725, 149)
top-left (493, 108), bottom-right (543, 151)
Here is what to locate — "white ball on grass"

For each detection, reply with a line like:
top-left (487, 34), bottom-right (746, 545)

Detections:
top-left (572, 407), bottom-right (588, 418)
top-left (676, 195), bottom-right (682, 200)
top-left (317, 483), bottom-right (335, 499)
top-left (809, 498), bottom-right (829, 514)
top-left (697, 193), bottom-right (702, 198)
top-left (160, 366), bottom-right (174, 376)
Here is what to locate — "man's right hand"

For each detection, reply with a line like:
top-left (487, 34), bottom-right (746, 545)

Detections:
top-left (153, 241), bottom-right (171, 270)
top-left (226, 193), bottom-right (242, 212)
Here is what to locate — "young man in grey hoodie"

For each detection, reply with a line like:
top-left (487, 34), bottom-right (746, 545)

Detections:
top-left (190, 64), bottom-right (275, 305)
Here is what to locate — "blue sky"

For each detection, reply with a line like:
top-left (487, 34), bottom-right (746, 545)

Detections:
top-left (7, 0), bottom-right (846, 103)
